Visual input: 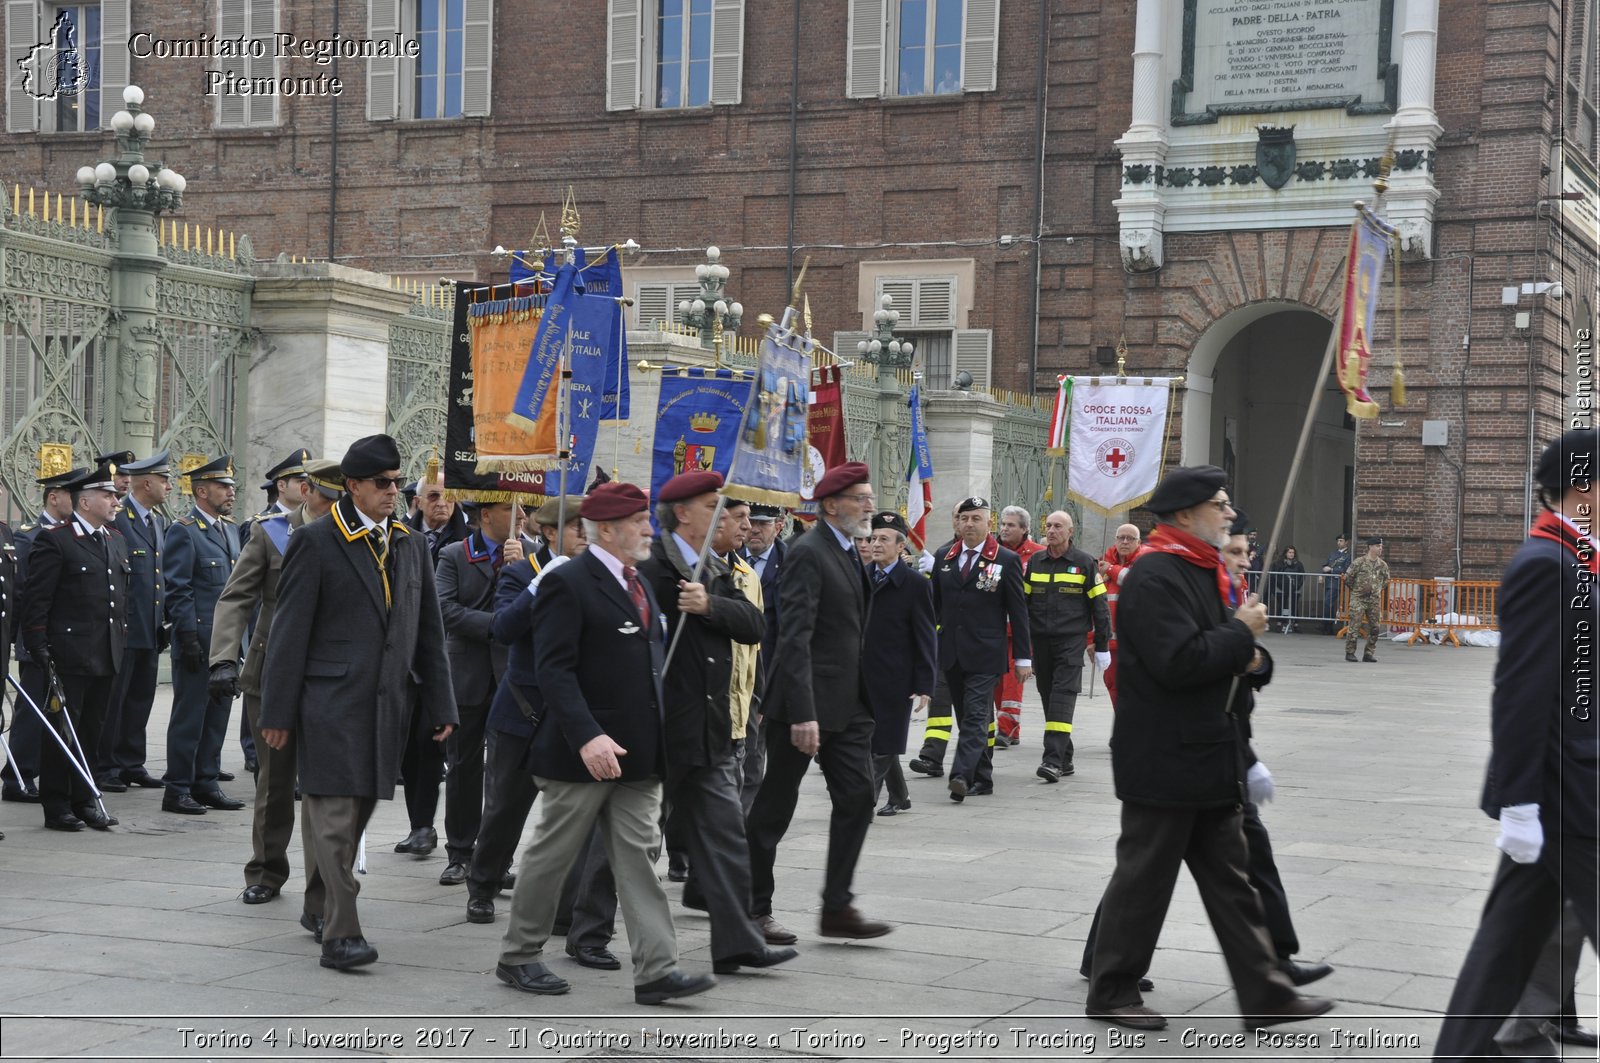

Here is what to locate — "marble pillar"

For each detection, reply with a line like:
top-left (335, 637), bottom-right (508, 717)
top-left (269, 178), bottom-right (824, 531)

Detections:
top-left (923, 389), bottom-right (1007, 523)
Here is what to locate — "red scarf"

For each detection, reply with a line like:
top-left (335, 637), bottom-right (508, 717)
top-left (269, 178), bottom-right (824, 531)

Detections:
top-left (1529, 510), bottom-right (1600, 574)
top-left (1144, 523), bottom-right (1233, 605)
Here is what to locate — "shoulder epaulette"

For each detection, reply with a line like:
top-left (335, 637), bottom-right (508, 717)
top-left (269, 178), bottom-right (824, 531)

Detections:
top-left (390, 522), bottom-right (412, 536)
top-left (254, 511), bottom-right (289, 522)
top-left (19, 522), bottom-right (35, 533)
top-left (175, 515), bottom-right (197, 526)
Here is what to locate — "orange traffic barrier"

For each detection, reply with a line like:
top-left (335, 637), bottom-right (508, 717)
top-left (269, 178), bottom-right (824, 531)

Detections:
top-left (1333, 577), bottom-right (1499, 646)
top-left (1430, 580), bottom-right (1498, 647)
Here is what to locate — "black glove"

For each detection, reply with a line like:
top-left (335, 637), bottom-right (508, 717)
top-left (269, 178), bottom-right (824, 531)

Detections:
top-left (157, 625), bottom-right (171, 652)
top-left (179, 632), bottom-right (206, 672)
top-left (208, 661), bottom-right (241, 700)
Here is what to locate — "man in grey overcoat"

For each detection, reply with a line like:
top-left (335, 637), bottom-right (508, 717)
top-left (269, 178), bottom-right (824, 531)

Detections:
top-left (259, 434), bottom-right (457, 971)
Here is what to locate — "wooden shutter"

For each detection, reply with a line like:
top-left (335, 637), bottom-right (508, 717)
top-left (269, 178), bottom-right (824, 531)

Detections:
top-left (709, 0), bottom-right (742, 105)
top-left (832, 331), bottom-right (870, 362)
top-left (366, 0), bottom-right (401, 120)
top-left (953, 328), bottom-right (993, 389)
top-left (915, 278), bottom-right (955, 327)
top-left (607, 0), bottom-right (641, 112)
top-left (6, 0), bottom-right (38, 133)
top-left (961, 0), bottom-right (999, 93)
top-left (215, 0), bottom-right (248, 126)
top-left (99, 0), bottom-right (129, 127)
top-left (247, 0), bottom-right (278, 126)
top-left (461, 0), bottom-right (492, 115)
top-left (846, 0), bottom-right (885, 99)
top-left (634, 283), bottom-right (671, 328)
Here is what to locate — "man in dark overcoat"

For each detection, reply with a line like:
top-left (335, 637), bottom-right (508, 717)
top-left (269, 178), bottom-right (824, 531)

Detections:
top-left (209, 459), bottom-right (343, 905)
top-left (735, 503), bottom-right (785, 807)
top-left (18, 461), bottom-right (129, 831)
top-left (1083, 465), bottom-right (1331, 1033)
top-left (162, 454), bottom-right (244, 814)
top-left (259, 434), bottom-right (457, 971)
top-left (494, 482), bottom-right (713, 1005)
top-left (641, 471), bottom-right (794, 974)
top-left (746, 462), bottom-right (890, 944)
top-left (1434, 429), bottom-right (1600, 1060)
top-left (931, 496), bottom-right (1031, 801)
top-left (434, 499), bottom-right (536, 884)
top-left (862, 511), bottom-right (935, 816)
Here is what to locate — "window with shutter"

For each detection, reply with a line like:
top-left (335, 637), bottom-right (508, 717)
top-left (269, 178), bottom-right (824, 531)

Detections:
top-left (216, 0), bottom-right (277, 128)
top-left (960, 0), bottom-right (998, 93)
top-left (460, 0), bottom-right (491, 116)
top-left (26, 2), bottom-right (113, 133)
top-left (640, 0), bottom-right (742, 110)
top-left (708, 0), bottom-right (742, 105)
top-left (635, 283), bottom-right (671, 329)
top-left (832, 331), bottom-right (870, 362)
top-left (607, 0), bottom-right (641, 111)
top-left (847, 0), bottom-right (886, 99)
top-left (953, 328), bottom-right (993, 390)
top-left (367, 0), bottom-right (402, 120)
top-left (875, 276), bottom-right (956, 328)
top-left (6, 0), bottom-right (39, 133)
top-left (97, 0), bottom-right (126, 125)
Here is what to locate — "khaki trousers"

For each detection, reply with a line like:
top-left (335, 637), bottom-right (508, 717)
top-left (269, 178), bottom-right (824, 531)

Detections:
top-left (301, 794), bottom-right (378, 941)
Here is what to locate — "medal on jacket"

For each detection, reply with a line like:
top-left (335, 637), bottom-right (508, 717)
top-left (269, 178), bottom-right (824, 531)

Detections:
top-left (976, 561), bottom-right (1002, 592)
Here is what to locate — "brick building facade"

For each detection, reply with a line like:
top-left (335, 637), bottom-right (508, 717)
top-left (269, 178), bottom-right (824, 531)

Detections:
top-left (2, 0), bottom-right (1596, 578)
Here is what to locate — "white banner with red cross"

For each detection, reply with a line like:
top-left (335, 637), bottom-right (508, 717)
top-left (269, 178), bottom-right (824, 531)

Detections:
top-left (1066, 378), bottom-right (1175, 516)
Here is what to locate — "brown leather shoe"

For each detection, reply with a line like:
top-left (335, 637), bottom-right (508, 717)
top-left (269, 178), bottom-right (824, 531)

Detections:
top-left (756, 915), bottom-right (798, 945)
top-left (818, 905), bottom-right (892, 939)
top-left (1086, 1004), bottom-right (1168, 1031)
top-left (1243, 996), bottom-right (1335, 1031)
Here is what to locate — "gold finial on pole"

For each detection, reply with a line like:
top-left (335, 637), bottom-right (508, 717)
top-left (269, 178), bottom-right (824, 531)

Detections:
top-left (803, 293), bottom-right (813, 335)
top-left (560, 187), bottom-right (581, 242)
top-left (1373, 136), bottom-right (1396, 198)
top-left (790, 255), bottom-right (811, 308)
top-left (1115, 333), bottom-right (1129, 378)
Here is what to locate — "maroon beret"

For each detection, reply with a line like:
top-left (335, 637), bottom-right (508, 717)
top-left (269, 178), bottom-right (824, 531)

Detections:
top-left (814, 461), bottom-right (872, 500)
top-left (658, 469), bottom-right (724, 504)
top-left (579, 481), bottom-right (649, 521)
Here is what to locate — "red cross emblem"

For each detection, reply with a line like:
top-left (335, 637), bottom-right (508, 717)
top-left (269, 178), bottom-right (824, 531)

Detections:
top-left (1105, 448), bottom-right (1127, 470)
top-left (1096, 438), bottom-right (1135, 477)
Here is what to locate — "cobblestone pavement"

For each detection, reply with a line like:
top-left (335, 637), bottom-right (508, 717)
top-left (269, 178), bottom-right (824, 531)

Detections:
top-left (0, 634), bottom-right (1592, 1060)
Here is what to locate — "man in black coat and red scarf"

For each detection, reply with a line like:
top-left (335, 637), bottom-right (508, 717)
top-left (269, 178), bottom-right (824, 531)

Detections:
top-left (1083, 465), bottom-right (1333, 1033)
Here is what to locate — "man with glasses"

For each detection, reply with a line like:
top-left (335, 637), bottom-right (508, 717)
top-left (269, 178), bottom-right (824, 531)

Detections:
top-left (746, 462), bottom-right (891, 943)
top-left (1097, 523), bottom-right (1142, 705)
top-left (259, 435), bottom-right (457, 971)
top-left (932, 496), bottom-right (1031, 802)
top-left (1083, 465), bottom-right (1332, 1033)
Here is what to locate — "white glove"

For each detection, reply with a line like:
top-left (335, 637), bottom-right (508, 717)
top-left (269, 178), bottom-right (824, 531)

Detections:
top-left (1246, 761), bottom-right (1275, 804)
top-left (528, 554), bottom-right (571, 595)
top-left (917, 551), bottom-right (936, 574)
top-left (1094, 651), bottom-right (1111, 672)
top-left (1496, 804), bottom-right (1543, 864)
top-left (910, 694), bottom-right (930, 720)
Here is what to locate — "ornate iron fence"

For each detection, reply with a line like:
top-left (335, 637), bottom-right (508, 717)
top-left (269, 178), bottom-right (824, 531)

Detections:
top-left (992, 393), bottom-right (1069, 528)
top-left (387, 297), bottom-right (452, 478)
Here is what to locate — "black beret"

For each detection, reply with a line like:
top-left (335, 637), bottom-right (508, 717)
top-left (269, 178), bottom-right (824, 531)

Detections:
top-left (340, 434), bottom-right (403, 480)
top-left (871, 511), bottom-right (910, 537)
top-left (1534, 427), bottom-right (1598, 491)
top-left (1228, 510), bottom-right (1251, 537)
top-left (1366, 535), bottom-right (1384, 546)
top-left (1147, 465), bottom-right (1229, 515)
top-left (956, 496), bottom-right (990, 514)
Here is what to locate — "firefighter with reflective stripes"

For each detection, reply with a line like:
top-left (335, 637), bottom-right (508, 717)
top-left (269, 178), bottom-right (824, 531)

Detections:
top-left (1097, 524), bottom-right (1143, 706)
top-left (1028, 511), bottom-right (1111, 781)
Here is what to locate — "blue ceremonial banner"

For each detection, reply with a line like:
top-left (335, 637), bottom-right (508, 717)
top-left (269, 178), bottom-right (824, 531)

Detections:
top-left (577, 246), bottom-right (631, 422)
top-left (649, 368), bottom-right (748, 505)
top-left (726, 314), bottom-right (810, 507)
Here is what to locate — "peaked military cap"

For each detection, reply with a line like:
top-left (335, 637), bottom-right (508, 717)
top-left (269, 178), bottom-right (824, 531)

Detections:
top-left (187, 454), bottom-right (236, 486)
top-left (305, 458), bottom-right (346, 501)
top-left (73, 459), bottom-right (120, 493)
top-left (265, 448), bottom-right (313, 481)
top-left (95, 450), bottom-right (136, 474)
top-left (38, 468), bottom-right (84, 489)
top-left (534, 495), bottom-right (585, 527)
top-left (121, 450), bottom-right (172, 476)
top-left (748, 503), bottom-right (781, 522)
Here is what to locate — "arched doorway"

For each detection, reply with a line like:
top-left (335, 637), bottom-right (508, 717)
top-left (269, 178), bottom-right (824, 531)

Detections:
top-left (1181, 302), bottom-right (1354, 559)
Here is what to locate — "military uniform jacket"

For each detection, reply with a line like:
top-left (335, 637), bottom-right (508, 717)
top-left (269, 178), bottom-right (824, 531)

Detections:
top-left (164, 505), bottom-right (241, 650)
top-left (114, 498), bottom-right (168, 651)
top-left (258, 497), bottom-right (458, 799)
top-left (19, 518), bottom-right (130, 677)
top-left (1024, 545), bottom-right (1111, 651)
top-left (527, 548), bottom-right (668, 784)
top-left (1110, 551), bottom-right (1256, 809)
top-left (1344, 555), bottom-right (1390, 599)
top-left (639, 535), bottom-right (764, 773)
top-left (435, 531), bottom-right (536, 705)
top-left (932, 535), bottom-right (1031, 674)
top-left (11, 513), bottom-right (59, 665)
top-left (209, 506), bottom-right (305, 697)
top-left (1482, 529), bottom-right (1599, 839)
top-left (762, 521), bottom-right (872, 732)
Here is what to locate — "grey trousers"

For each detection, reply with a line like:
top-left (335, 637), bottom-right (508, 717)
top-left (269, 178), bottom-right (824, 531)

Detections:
top-left (302, 794), bottom-right (378, 941)
top-left (243, 693), bottom-right (318, 895)
top-left (500, 776), bottom-right (678, 984)
top-left (1495, 900), bottom-right (1586, 1056)
top-left (670, 751), bottom-right (765, 961)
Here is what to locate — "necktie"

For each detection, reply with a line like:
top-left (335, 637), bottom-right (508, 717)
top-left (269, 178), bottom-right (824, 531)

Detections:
top-left (623, 565), bottom-right (650, 628)
top-left (873, 566), bottom-right (888, 587)
top-left (92, 528), bottom-right (106, 557)
top-left (961, 549), bottom-right (976, 579)
top-left (144, 512), bottom-right (156, 539)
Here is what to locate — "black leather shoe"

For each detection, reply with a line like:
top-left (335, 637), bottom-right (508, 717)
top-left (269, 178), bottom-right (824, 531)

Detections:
top-left (565, 943), bottom-right (621, 970)
top-left (635, 969), bottom-right (716, 1005)
top-left (44, 812), bottom-right (85, 831)
top-left (908, 756), bottom-right (944, 777)
top-left (1061, 761), bottom-right (1076, 776)
top-left (948, 776), bottom-right (968, 802)
top-left (1553, 1018), bottom-right (1599, 1047)
top-left (241, 884), bottom-right (278, 905)
top-left (394, 826), bottom-right (437, 855)
top-left (1277, 959), bottom-right (1334, 986)
top-left (713, 945), bottom-right (797, 974)
top-left (969, 780), bottom-right (994, 796)
top-left (501, 871), bottom-right (516, 893)
top-left (3, 782), bottom-right (41, 803)
top-left (162, 792), bottom-right (207, 815)
top-left (299, 911), bottom-right (324, 943)
top-left (244, 759), bottom-right (259, 776)
top-left (320, 936), bottom-right (378, 970)
top-left (217, 770), bottom-right (235, 782)
top-left (466, 899), bottom-right (495, 924)
top-left (1243, 996), bottom-right (1336, 1030)
top-left (680, 887), bottom-right (708, 912)
top-left (496, 961), bottom-right (570, 995)
top-left (1037, 764), bottom-right (1061, 783)
top-left (73, 805), bottom-right (116, 830)
top-left (194, 790), bottom-right (245, 811)
top-left (1086, 1004), bottom-right (1168, 1031)
top-left (439, 862), bottom-right (468, 886)
top-left (121, 771), bottom-right (163, 789)
top-left (877, 801), bottom-right (900, 816)
top-left (667, 861), bottom-right (689, 882)
top-left (96, 775), bottom-right (128, 793)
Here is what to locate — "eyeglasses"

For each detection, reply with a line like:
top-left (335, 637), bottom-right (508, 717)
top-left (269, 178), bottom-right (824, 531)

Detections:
top-left (1206, 497), bottom-right (1233, 511)
top-left (840, 492), bottom-right (876, 505)
top-left (364, 476), bottom-right (407, 490)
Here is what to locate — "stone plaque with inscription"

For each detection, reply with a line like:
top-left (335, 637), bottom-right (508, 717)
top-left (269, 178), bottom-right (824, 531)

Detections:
top-left (1173, 0), bottom-right (1397, 124)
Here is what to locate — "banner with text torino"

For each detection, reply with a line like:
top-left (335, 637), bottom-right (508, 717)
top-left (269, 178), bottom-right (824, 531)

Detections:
top-left (1066, 378), bottom-right (1175, 516)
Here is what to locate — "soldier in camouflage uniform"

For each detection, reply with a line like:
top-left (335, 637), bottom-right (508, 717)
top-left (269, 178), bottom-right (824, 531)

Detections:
top-left (1343, 535), bottom-right (1390, 662)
